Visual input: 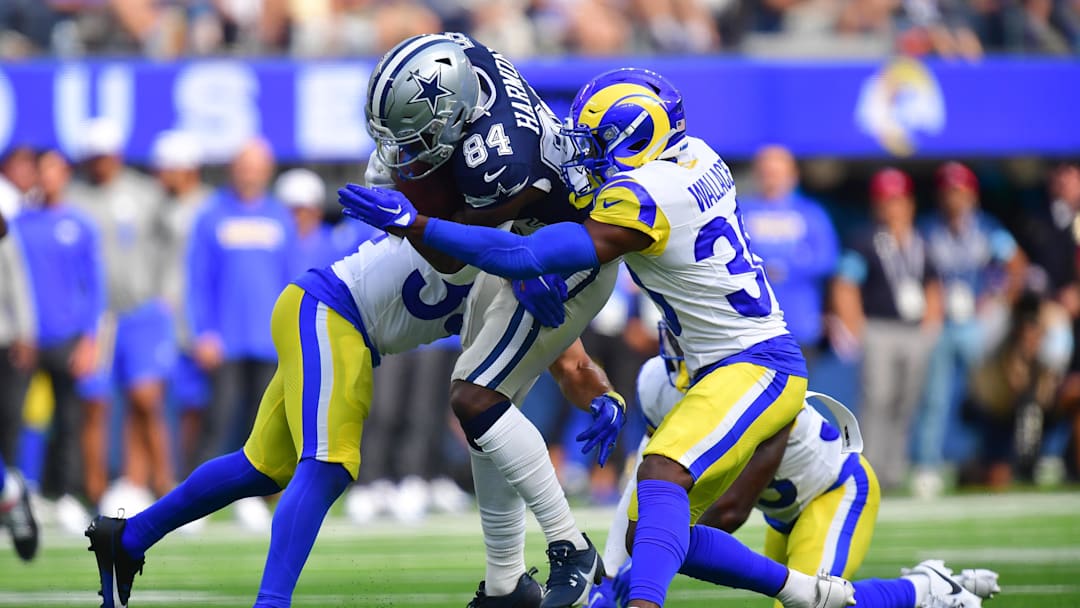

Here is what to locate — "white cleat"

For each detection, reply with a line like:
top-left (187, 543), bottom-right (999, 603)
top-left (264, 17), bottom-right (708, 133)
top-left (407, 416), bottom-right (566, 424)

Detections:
top-left (902, 560), bottom-right (984, 608)
top-left (428, 477), bottom-right (471, 514)
top-left (233, 496), bottom-right (271, 532)
top-left (812, 572), bottom-right (856, 608)
top-left (55, 494), bottom-right (92, 536)
top-left (955, 568), bottom-right (1000, 600)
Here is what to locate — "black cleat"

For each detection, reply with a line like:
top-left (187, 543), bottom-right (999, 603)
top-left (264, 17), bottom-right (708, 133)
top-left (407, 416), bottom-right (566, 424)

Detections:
top-left (541, 534), bottom-right (605, 607)
top-left (468, 567), bottom-right (544, 608)
top-left (86, 516), bottom-right (144, 608)
top-left (1, 470), bottom-right (38, 561)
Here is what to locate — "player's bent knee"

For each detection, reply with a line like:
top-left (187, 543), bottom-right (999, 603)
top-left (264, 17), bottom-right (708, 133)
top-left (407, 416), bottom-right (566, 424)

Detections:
top-left (449, 380), bottom-right (509, 423)
top-left (625, 520), bottom-right (637, 555)
top-left (637, 454), bottom-right (694, 490)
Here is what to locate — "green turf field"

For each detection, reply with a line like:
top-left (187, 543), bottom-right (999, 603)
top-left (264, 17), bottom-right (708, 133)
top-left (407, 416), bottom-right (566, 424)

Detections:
top-left (2, 491), bottom-right (1078, 607)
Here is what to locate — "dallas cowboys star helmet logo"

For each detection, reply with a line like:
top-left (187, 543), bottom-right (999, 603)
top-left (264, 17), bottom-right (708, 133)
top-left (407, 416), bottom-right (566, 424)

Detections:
top-left (408, 68), bottom-right (454, 113)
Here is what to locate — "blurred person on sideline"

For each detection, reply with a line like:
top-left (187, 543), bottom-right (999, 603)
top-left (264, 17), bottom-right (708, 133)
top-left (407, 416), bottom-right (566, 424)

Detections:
top-left (831, 168), bottom-right (943, 490)
top-left (150, 130), bottom-right (212, 476)
top-left (274, 167), bottom-right (377, 276)
top-left (186, 138), bottom-right (295, 530)
top-left (346, 337), bottom-right (470, 525)
top-left (913, 162), bottom-right (1027, 498)
top-left (741, 145), bottom-right (840, 361)
top-left (15, 150), bottom-right (106, 534)
top-left (0, 206), bottom-right (40, 562)
top-left (968, 291), bottom-right (1065, 488)
top-left (0, 145), bottom-right (38, 217)
top-left (68, 118), bottom-right (176, 514)
top-left (0, 170), bottom-right (36, 470)
top-left (1017, 162), bottom-right (1080, 479)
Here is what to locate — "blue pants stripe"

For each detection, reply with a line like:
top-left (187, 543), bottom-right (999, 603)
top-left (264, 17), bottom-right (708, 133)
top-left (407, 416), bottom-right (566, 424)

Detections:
top-left (298, 294), bottom-right (321, 460)
top-left (830, 459), bottom-right (870, 576)
top-left (687, 371), bottom-right (789, 479)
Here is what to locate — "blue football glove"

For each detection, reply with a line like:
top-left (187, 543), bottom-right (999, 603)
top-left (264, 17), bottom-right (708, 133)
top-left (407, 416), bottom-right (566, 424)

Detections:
top-left (585, 576), bottom-right (619, 608)
top-left (337, 183), bottom-right (417, 230)
top-left (513, 274), bottom-right (568, 328)
top-left (576, 391), bottom-right (626, 467)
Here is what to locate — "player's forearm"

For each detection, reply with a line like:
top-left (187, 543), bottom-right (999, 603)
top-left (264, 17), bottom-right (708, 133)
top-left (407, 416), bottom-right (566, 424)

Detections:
top-left (550, 341), bottom-right (614, 412)
top-left (417, 217), bottom-right (599, 280)
top-left (403, 231), bottom-right (466, 274)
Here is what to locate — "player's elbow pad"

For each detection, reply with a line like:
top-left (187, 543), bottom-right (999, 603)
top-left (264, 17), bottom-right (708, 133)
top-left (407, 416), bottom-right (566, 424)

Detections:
top-left (424, 219), bottom-right (599, 279)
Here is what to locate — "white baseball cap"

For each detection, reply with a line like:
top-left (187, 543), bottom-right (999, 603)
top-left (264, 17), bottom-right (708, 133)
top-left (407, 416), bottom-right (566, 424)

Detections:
top-left (79, 117), bottom-right (124, 160)
top-left (275, 168), bottom-right (326, 209)
top-left (151, 130), bottom-right (202, 170)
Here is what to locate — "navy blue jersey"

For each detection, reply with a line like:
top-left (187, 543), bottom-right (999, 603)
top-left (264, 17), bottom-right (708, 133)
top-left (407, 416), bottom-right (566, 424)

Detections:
top-left (445, 33), bottom-right (588, 226)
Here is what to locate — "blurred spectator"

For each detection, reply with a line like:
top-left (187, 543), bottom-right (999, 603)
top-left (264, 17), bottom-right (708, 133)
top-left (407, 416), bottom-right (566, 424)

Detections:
top-left (150, 130), bottom-right (212, 475)
top-left (629, 0), bottom-right (720, 52)
top-left (274, 167), bottom-right (377, 274)
top-left (348, 342), bottom-right (469, 524)
top-left (186, 138), bottom-right (294, 470)
top-left (0, 207), bottom-right (36, 466)
top-left (1015, 0), bottom-right (1072, 53)
top-left (898, 0), bottom-right (983, 58)
top-left (1017, 162), bottom-right (1080, 476)
top-left (562, 0), bottom-right (634, 55)
top-left (68, 117), bottom-right (176, 512)
top-left (913, 162), bottom-right (1026, 498)
top-left (466, 0), bottom-right (538, 58)
top-left (15, 149), bottom-right (105, 533)
top-left (741, 144), bottom-right (839, 358)
top-left (968, 292), bottom-right (1064, 488)
top-left (0, 146), bottom-right (38, 218)
top-left (831, 168), bottom-right (943, 490)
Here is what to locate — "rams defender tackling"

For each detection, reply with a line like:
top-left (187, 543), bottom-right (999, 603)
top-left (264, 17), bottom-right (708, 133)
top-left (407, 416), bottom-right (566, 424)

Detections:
top-left (341, 68), bottom-right (853, 607)
top-left (588, 346), bottom-right (1000, 608)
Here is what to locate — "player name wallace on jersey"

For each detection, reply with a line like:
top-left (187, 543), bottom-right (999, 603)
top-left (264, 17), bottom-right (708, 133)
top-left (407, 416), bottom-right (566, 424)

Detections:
top-left (688, 159), bottom-right (736, 212)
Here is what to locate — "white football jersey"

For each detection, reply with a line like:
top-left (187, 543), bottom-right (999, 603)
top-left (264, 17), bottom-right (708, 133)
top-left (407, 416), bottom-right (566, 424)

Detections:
top-left (637, 355), bottom-right (846, 526)
top-left (326, 234), bottom-right (473, 356)
top-left (589, 137), bottom-right (788, 376)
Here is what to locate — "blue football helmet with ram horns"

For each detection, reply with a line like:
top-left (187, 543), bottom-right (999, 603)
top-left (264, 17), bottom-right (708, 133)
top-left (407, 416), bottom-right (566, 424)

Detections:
top-left (365, 33), bottom-right (481, 179)
top-left (561, 68), bottom-right (686, 196)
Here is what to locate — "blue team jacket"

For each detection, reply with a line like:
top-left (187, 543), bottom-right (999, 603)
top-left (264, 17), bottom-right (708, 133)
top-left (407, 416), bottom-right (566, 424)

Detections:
top-left (186, 189), bottom-right (297, 361)
top-left (15, 205), bottom-right (106, 347)
top-left (740, 192), bottom-right (839, 346)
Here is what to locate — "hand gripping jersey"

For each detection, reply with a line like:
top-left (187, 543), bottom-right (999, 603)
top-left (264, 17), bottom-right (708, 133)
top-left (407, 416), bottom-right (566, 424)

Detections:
top-left (292, 233), bottom-right (474, 365)
top-left (589, 137), bottom-right (792, 377)
top-left (443, 32), bottom-right (588, 226)
top-left (636, 355), bottom-right (853, 527)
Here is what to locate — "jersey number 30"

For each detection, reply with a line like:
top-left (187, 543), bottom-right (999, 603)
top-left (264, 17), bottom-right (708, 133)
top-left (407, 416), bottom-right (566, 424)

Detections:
top-left (694, 215), bottom-right (773, 317)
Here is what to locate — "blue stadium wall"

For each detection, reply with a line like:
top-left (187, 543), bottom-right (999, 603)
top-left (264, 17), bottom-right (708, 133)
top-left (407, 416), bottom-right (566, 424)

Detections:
top-left (0, 57), bottom-right (1077, 162)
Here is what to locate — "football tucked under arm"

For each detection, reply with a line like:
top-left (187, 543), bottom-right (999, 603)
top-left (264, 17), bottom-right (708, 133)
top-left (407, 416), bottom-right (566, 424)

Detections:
top-left (391, 163), bottom-right (466, 221)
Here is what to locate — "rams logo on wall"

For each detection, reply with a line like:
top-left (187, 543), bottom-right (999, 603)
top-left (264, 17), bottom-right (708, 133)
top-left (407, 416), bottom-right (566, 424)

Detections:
top-left (855, 58), bottom-right (945, 157)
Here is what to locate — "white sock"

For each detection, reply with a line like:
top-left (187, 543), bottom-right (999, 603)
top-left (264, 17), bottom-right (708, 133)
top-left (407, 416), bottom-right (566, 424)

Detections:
top-left (602, 439), bottom-right (643, 574)
top-left (474, 405), bottom-right (588, 551)
top-left (471, 447), bottom-right (527, 596)
top-left (775, 569), bottom-right (816, 608)
top-left (0, 469), bottom-right (21, 509)
top-left (902, 572), bottom-right (931, 606)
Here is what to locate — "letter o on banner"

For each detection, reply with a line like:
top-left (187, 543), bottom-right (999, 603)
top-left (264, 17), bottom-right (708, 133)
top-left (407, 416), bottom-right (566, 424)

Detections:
top-left (0, 71), bottom-right (17, 153)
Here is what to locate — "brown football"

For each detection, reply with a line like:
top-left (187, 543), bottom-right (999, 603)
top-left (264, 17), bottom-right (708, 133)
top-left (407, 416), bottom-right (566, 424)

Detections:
top-left (392, 163), bottom-right (464, 220)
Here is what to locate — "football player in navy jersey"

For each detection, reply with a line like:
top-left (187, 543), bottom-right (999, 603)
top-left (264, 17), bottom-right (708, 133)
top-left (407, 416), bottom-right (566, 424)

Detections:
top-left (362, 33), bottom-right (622, 607)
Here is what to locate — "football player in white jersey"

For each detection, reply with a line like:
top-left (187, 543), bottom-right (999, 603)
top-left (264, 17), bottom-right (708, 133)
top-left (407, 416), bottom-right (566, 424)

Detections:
top-left (341, 69), bottom-right (854, 608)
top-left (586, 344), bottom-right (1000, 608)
top-left (85, 231), bottom-right (624, 608)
